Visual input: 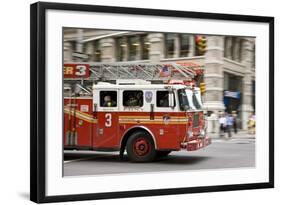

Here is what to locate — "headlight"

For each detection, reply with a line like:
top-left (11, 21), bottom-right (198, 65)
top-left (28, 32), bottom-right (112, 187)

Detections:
top-left (200, 129), bottom-right (206, 137)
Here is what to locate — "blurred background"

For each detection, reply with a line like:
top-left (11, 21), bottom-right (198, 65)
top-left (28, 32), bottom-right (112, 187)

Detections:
top-left (63, 28), bottom-right (256, 135)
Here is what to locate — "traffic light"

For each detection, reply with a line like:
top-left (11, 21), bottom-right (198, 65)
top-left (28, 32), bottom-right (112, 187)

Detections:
top-left (200, 82), bottom-right (206, 94)
top-left (195, 35), bottom-right (207, 55)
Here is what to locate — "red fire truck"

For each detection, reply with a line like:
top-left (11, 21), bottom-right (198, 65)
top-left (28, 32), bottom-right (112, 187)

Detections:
top-left (64, 63), bottom-right (211, 162)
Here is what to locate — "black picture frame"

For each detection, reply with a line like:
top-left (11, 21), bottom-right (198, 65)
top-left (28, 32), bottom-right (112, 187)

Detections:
top-left (30, 2), bottom-right (274, 203)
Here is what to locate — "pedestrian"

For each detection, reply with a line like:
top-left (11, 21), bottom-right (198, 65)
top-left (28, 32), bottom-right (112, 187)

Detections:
top-left (219, 112), bottom-right (226, 137)
top-left (226, 113), bottom-right (234, 138)
top-left (232, 111), bottom-right (238, 134)
top-left (247, 113), bottom-right (256, 134)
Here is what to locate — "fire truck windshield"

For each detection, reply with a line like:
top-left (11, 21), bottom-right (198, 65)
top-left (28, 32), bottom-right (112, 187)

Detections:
top-left (177, 88), bottom-right (203, 111)
top-left (193, 91), bottom-right (203, 110)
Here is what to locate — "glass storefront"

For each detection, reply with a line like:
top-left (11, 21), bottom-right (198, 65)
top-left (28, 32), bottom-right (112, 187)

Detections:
top-left (223, 72), bottom-right (243, 128)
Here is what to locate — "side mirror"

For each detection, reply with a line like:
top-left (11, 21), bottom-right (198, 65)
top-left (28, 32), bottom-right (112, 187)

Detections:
top-left (168, 92), bottom-right (175, 108)
top-left (203, 110), bottom-right (208, 115)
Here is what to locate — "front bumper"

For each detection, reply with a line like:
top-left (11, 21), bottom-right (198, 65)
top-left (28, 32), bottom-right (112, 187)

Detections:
top-left (181, 137), bottom-right (211, 151)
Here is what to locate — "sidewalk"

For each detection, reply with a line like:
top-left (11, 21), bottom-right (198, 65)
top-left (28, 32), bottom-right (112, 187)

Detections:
top-left (208, 130), bottom-right (255, 139)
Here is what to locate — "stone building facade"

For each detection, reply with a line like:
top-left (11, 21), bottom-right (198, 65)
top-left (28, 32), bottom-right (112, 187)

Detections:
top-left (64, 28), bottom-right (255, 132)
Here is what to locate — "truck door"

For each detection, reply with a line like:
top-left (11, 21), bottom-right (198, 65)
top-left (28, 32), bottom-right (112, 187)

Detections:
top-left (155, 90), bottom-right (179, 149)
top-left (93, 90), bottom-right (119, 149)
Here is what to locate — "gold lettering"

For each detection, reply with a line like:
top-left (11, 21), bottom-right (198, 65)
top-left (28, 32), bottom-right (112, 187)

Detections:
top-left (64, 67), bottom-right (73, 75)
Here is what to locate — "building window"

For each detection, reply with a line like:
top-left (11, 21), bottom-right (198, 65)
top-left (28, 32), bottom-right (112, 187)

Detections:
top-left (128, 36), bottom-right (139, 61)
top-left (239, 38), bottom-right (244, 62)
top-left (123, 90), bottom-right (143, 107)
top-left (231, 37), bottom-right (236, 61)
top-left (165, 33), bottom-right (176, 58)
top-left (224, 37), bottom-right (242, 61)
top-left (180, 34), bottom-right (190, 57)
top-left (116, 37), bottom-right (127, 61)
top-left (100, 91), bottom-right (117, 107)
top-left (116, 35), bottom-right (150, 61)
top-left (224, 37), bottom-right (229, 58)
top-left (141, 35), bottom-right (150, 60)
top-left (93, 40), bottom-right (101, 62)
top-left (252, 44), bottom-right (255, 68)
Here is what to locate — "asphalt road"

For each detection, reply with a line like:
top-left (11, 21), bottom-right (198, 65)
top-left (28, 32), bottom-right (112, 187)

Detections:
top-left (63, 138), bottom-right (255, 176)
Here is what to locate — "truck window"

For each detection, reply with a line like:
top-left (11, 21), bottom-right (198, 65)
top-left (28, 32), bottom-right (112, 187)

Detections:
top-left (123, 90), bottom-right (143, 107)
top-left (100, 91), bottom-right (117, 107)
top-left (157, 91), bottom-right (169, 107)
top-left (178, 89), bottom-right (190, 111)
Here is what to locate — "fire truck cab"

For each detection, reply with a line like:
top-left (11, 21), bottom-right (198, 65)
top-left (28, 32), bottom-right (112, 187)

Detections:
top-left (64, 79), bottom-right (211, 162)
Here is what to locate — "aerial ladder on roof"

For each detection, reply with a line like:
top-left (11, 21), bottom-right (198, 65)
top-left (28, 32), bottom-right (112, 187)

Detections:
top-left (87, 62), bottom-right (203, 82)
top-left (64, 62), bottom-right (204, 94)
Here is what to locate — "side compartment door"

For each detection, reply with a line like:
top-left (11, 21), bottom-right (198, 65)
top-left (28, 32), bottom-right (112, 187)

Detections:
top-left (93, 90), bottom-right (119, 149)
top-left (64, 97), bottom-right (93, 148)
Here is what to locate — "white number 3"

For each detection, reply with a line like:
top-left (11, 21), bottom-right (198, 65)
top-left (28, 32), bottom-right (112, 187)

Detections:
top-left (105, 113), bottom-right (112, 127)
top-left (75, 65), bottom-right (87, 76)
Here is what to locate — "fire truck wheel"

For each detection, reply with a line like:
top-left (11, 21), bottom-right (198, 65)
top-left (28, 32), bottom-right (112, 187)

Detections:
top-left (126, 131), bottom-right (156, 162)
top-left (156, 150), bottom-right (172, 157)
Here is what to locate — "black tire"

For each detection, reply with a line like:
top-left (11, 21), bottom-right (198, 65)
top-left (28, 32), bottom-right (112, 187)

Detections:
top-left (126, 131), bottom-right (156, 162)
top-left (156, 150), bottom-right (172, 158)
